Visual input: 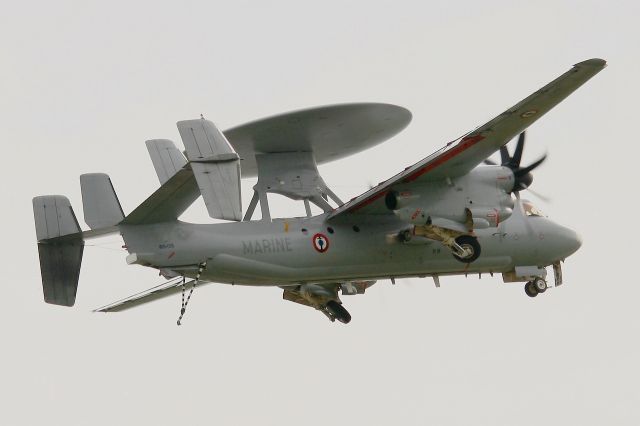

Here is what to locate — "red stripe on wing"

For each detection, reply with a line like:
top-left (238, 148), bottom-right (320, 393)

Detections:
top-left (346, 134), bottom-right (485, 213)
top-left (403, 134), bottom-right (485, 182)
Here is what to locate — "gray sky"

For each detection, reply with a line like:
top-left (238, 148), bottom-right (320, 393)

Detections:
top-left (2, 1), bottom-right (638, 424)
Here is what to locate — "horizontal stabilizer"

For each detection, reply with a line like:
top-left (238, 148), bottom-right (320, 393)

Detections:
top-left (33, 195), bottom-right (84, 306)
top-left (146, 139), bottom-right (187, 185)
top-left (94, 278), bottom-right (197, 312)
top-left (178, 119), bottom-right (242, 221)
top-left (80, 173), bottom-right (124, 229)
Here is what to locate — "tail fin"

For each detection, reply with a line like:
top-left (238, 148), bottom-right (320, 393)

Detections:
top-left (80, 173), bottom-right (124, 229)
top-left (177, 119), bottom-right (242, 221)
top-left (32, 196), bottom-right (84, 306)
top-left (145, 139), bottom-right (187, 185)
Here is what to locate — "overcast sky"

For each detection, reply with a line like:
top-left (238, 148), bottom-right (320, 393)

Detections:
top-left (1, 1), bottom-right (638, 425)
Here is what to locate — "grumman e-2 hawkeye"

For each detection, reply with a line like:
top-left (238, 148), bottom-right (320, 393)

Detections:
top-left (33, 59), bottom-right (606, 324)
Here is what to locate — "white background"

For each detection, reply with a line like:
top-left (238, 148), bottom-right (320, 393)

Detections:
top-left (1, 1), bottom-right (637, 424)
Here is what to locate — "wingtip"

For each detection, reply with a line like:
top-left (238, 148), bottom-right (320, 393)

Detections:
top-left (574, 58), bottom-right (607, 68)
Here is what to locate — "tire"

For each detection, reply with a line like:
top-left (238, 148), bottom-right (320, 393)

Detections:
top-left (525, 281), bottom-right (538, 297)
top-left (399, 229), bottom-right (412, 243)
top-left (533, 277), bottom-right (547, 293)
top-left (452, 236), bottom-right (481, 263)
top-left (326, 300), bottom-right (351, 324)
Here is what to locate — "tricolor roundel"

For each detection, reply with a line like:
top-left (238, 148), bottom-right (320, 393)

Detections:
top-left (312, 233), bottom-right (330, 253)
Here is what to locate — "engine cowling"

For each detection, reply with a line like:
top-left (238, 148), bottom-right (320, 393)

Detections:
top-left (392, 206), bottom-right (511, 227)
top-left (386, 167), bottom-right (515, 229)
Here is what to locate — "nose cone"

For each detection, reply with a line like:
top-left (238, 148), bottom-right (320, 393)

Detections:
top-left (550, 225), bottom-right (582, 260)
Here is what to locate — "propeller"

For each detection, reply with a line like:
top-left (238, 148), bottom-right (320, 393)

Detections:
top-left (484, 131), bottom-right (547, 193)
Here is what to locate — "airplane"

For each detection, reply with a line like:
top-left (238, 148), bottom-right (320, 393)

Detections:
top-left (32, 58), bottom-right (606, 324)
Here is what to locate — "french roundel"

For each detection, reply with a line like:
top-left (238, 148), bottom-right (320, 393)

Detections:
top-left (312, 233), bottom-right (330, 253)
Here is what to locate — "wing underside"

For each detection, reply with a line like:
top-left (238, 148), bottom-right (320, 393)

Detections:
top-left (329, 58), bottom-right (606, 218)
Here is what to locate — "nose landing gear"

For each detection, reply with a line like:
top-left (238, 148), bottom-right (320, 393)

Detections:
top-left (524, 277), bottom-right (547, 297)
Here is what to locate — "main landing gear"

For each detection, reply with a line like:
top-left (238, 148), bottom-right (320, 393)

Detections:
top-left (410, 225), bottom-right (482, 263)
top-left (524, 277), bottom-right (547, 298)
top-left (282, 284), bottom-right (352, 324)
top-left (324, 300), bottom-right (352, 324)
top-left (451, 235), bottom-right (481, 263)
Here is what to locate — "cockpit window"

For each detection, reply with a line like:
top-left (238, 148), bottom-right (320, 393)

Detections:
top-left (523, 201), bottom-right (546, 217)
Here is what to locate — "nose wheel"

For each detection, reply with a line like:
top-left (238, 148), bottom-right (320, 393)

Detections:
top-left (524, 277), bottom-right (547, 297)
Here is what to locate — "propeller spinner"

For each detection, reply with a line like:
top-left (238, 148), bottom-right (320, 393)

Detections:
top-left (485, 131), bottom-right (547, 193)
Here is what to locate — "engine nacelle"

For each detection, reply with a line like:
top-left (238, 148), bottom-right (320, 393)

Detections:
top-left (388, 167), bottom-right (515, 229)
top-left (392, 205), bottom-right (513, 228)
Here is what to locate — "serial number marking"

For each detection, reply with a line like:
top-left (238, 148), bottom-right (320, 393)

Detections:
top-left (243, 237), bottom-right (293, 255)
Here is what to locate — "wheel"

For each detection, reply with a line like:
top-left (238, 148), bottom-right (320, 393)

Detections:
top-left (398, 229), bottom-right (412, 243)
top-left (524, 281), bottom-right (538, 297)
top-left (452, 236), bottom-right (481, 263)
top-left (533, 277), bottom-right (547, 293)
top-left (325, 300), bottom-right (351, 324)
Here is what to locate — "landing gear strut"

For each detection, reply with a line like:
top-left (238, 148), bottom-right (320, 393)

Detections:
top-left (524, 277), bottom-right (547, 298)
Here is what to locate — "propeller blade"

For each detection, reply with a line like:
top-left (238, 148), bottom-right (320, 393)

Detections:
top-left (500, 146), bottom-right (510, 165)
top-left (511, 132), bottom-right (526, 167)
top-left (526, 188), bottom-right (552, 203)
top-left (497, 132), bottom-right (545, 194)
top-left (513, 172), bottom-right (533, 191)
top-left (515, 153), bottom-right (547, 176)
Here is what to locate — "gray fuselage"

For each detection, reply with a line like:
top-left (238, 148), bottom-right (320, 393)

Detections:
top-left (120, 200), bottom-right (581, 286)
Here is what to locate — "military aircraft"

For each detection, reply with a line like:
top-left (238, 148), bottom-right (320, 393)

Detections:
top-left (33, 58), bottom-right (605, 324)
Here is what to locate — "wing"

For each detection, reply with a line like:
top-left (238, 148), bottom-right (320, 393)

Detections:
top-left (328, 58), bottom-right (606, 218)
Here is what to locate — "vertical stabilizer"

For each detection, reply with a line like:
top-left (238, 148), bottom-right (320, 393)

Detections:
top-left (145, 139), bottom-right (188, 185)
top-left (33, 195), bottom-right (81, 241)
top-left (32, 196), bottom-right (84, 306)
top-left (177, 118), bottom-right (242, 221)
top-left (80, 173), bottom-right (124, 229)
